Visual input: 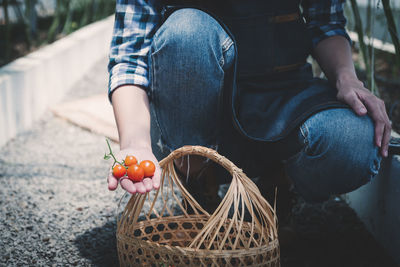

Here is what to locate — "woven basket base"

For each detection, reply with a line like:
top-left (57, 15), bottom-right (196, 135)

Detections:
top-left (117, 215), bottom-right (280, 267)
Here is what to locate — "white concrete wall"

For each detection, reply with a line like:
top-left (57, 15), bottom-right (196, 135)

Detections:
top-left (0, 15), bottom-right (114, 147)
top-left (345, 133), bottom-right (400, 265)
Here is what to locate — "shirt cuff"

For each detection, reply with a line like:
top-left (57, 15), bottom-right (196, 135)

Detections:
top-left (311, 27), bottom-right (352, 48)
top-left (108, 64), bottom-right (150, 103)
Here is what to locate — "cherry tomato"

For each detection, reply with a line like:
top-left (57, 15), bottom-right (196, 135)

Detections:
top-left (112, 164), bottom-right (126, 179)
top-left (127, 165), bottom-right (144, 182)
top-left (124, 155), bottom-right (137, 166)
top-left (139, 160), bottom-right (156, 177)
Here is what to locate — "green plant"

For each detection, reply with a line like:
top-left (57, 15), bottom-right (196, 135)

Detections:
top-left (2, 0), bottom-right (11, 61)
top-left (24, 0), bottom-right (38, 47)
top-left (381, 0), bottom-right (400, 69)
top-left (104, 138), bottom-right (124, 167)
top-left (349, 0), bottom-right (378, 94)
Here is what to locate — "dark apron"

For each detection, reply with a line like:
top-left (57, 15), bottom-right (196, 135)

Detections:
top-left (161, 0), bottom-right (348, 143)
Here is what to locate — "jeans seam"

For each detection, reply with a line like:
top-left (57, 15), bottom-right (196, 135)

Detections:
top-left (367, 152), bottom-right (381, 179)
top-left (150, 44), bottom-right (172, 154)
top-left (219, 41), bottom-right (234, 70)
top-left (300, 123), bottom-right (309, 146)
top-left (221, 37), bottom-right (234, 52)
top-left (219, 36), bottom-right (233, 67)
top-left (282, 122), bottom-right (310, 166)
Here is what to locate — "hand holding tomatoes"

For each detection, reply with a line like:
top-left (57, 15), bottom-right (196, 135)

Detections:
top-left (105, 139), bottom-right (161, 195)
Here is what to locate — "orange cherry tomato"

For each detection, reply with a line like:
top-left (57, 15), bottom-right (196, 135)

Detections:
top-left (112, 164), bottom-right (126, 179)
top-left (139, 160), bottom-right (156, 177)
top-left (127, 165), bottom-right (144, 182)
top-left (124, 155), bottom-right (137, 166)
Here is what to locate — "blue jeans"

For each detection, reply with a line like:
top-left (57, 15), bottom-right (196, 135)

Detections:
top-left (148, 8), bottom-right (382, 202)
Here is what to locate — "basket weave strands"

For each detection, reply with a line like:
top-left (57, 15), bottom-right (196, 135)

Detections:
top-left (116, 145), bottom-right (280, 266)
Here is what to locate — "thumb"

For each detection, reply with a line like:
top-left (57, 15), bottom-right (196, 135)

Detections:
top-left (152, 165), bottom-right (161, 189)
top-left (108, 171), bottom-right (119, 191)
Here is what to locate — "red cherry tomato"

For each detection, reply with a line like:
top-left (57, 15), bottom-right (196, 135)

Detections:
top-left (139, 160), bottom-right (156, 177)
top-left (112, 164), bottom-right (126, 179)
top-left (127, 165), bottom-right (144, 182)
top-left (124, 155), bottom-right (137, 166)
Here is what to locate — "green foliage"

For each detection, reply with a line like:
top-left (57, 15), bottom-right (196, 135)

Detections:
top-left (1, 0), bottom-right (116, 65)
top-left (381, 0), bottom-right (400, 69)
top-left (349, 0), bottom-right (378, 94)
top-left (2, 0), bottom-right (11, 61)
top-left (47, 0), bottom-right (116, 42)
top-left (348, 0), bottom-right (400, 93)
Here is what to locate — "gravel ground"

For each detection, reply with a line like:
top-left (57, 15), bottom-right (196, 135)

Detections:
top-left (0, 58), bottom-right (398, 267)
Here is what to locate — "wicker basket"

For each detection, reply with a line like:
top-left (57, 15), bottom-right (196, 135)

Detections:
top-left (116, 145), bottom-right (280, 266)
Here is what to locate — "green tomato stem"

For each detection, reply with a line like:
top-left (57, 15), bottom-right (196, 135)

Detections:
top-left (106, 139), bottom-right (123, 166)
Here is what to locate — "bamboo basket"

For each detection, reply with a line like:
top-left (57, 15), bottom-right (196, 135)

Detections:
top-left (116, 145), bottom-right (280, 266)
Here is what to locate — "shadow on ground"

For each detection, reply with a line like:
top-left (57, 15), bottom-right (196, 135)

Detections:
top-left (281, 197), bottom-right (399, 267)
top-left (73, 197), bottom-right (398, 267)
top-left (74, 220), bottom-right (119, 267)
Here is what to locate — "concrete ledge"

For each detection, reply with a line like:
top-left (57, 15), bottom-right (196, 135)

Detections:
top-left (347, 29), bottom-right (400, 264)
top-left (345, 132), bottom-right (400, 265)
top-left (348, 31), bottom-right (396, 54)
top-left (0, 15), bottom-right (114, 147)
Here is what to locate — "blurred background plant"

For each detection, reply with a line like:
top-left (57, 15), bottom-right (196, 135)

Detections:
top-left (346, 0), bottom-right (400, 93)
top-left (1, 0), bottom-right (400, 131)
top-left (344, 0), bottom-right (400, 132)
top-left (0, 0), bottom-right (115, 66)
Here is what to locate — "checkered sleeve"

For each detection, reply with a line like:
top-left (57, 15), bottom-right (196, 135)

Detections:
top-left (302, 0), bottom-right (351, 48)
top-left (108, 0), bottom-right (161, 101)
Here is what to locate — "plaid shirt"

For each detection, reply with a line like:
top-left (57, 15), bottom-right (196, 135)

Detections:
top-left (108, 0), bottom-right (350, 98)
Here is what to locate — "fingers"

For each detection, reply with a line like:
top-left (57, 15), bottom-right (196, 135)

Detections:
top-left (108, 171), bottom-right (119, 191)
top-left (142, 178), bottom-right (153, 192)
top-left (120, 178), bottom-right (137, 194)
top-left (381, 124), bottom-right (391, 157)
top-left (373, 119), bottom-right (385, 148)
top-left (336, 79), bottom-right (391, 157)
top-left (140, 163), bottom-right (162, 192)
top-left (120, 178), bottom-right (148, 194)
top-left (380, 102), bottom-right (392, 157)
top-left (379, 104), bottom-right (391, 157)
top-left (344, 92), bottom-right (368, 116)
top-left (152, 165), bottom-right (161, 190)
top-left (134, 181), bottom-right (147, 194)
top-left (361, 95), bottom-right (391, 157)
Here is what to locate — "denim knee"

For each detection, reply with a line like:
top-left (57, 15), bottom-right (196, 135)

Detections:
top-left (285, 108), bottom-right (382, 202)
top-left (148, 8), bottom-right (235, 154)
top-left (151, 8), bottom-right (234, 71)
top-left (312, 108), bottom-right (380, 180)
